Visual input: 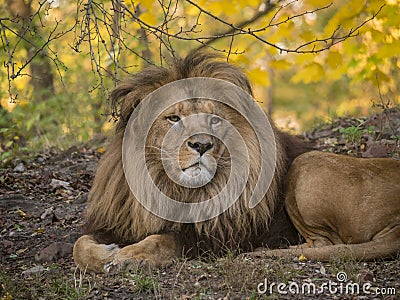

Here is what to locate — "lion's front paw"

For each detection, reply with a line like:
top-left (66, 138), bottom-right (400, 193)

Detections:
top-left (103, 245), bottom-right (156, 273)
top-left (101, 234), bottom-right (180, 273)
top-left (104, 257), bottom-right (152, 274)
top-left (104, 251), bottom-right (155, 274)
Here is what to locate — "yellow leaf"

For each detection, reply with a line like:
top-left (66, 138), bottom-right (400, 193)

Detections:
top-left (365, 0), bottom-right (387, 14)
top-left (97, 147), bottom-right (106, 154)
top-left (300, 30), bottom-right (315, 41)
top-left (270, 59), bottom-right (292, 70)
top-left (208, 1), bottom-right (238, 15)
top-left (35, 228), bottom-right (44, 234)
top-left (131, 21), bottom-right (141, 31)
top-left (16, 248), bottom-right (28, 255)
top-left (326, 51), bottom-right (342, 68)
top-left (291, 62), bottom-right (325, 84)
top-left (304, 0), bottom-right (332, 7)
top-left (237, 0), bottom-right (259, 6)
top-left (186, 5), bottom-right (200, 17)
top-left (139, 0), bottom-right (155, 11)
top-left (327, 65), bottom-right (345, 80)
top-left (376, 40), bottom-right (400, 59)
top-left (248, 67), bottom-right (270, 86)
top-left (276, 20), bottom-right (295, 39)
top-left (346, 2), bottom-right (365, 16)
top-left (230, 54), bottom-right (249, 65)
top-left (298, 254), bottom-right (307, 262)
top-left (294, 53), bottom-right (315, 64)
top-left (1, 292), bottom-right (13, 300)
top-left (140, 11), bottom-right (158, 25)
top-left (323, 1), bottom-right (364, 35)
top-left (17, 209), bottom-right (27, 218)
top-left (138, 0), bottom-right (159, 25)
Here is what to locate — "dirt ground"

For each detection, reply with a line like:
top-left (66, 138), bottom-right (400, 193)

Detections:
top-left (1, 109), bottom-right (399, 299)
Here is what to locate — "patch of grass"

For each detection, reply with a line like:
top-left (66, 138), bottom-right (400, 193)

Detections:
top-left (325, 256), bottom-right (362, 282)
top-left (48, 276), bottom-right (92, 300)
top-left (129, 272), bottom-right (160, 294)
top-left (0, 269), bottom-right (92, 300)
top-left (339, 121), bottom-right (375, 145)
top-left (0, 90), bottom-right (109, 166)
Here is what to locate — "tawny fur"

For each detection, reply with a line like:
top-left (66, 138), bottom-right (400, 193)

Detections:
top-left (73, 52), bottom-right (309, 272)
top-left (250, 151), bottom-right (400, 261)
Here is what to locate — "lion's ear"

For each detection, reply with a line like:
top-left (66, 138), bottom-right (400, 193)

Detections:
top-left (110, 83), bottom-right (137, 118)
top-left (110, 66), bottom-right (172, 131)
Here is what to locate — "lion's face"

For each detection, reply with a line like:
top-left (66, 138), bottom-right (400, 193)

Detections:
top-left (145, 99), bottom-right (251, 189)
top-left (85, 53), bottom-right (298, 248)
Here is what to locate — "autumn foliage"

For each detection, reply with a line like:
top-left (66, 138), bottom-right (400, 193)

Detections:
top-left (0, 0), bottom-right (399, 155)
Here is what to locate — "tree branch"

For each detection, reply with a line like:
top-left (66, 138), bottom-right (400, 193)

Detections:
top-left (194, 0), bottom-right (279, 51)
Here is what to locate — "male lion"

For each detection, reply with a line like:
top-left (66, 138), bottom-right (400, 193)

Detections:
top-left (73, 52), bottom-right (310, 273)
top-left (256, 151), bottom-right (400, 261)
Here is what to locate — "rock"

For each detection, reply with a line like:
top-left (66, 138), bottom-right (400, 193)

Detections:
top-left (50, 179), bottom-right (70, 189)
top-left (51, 145), bottom-right (79, 162)
top-left (0, 195), bottom-right (26, 207)
top-left (2, 240), bottom-right (14, 248)
top-left (13, 163), bottom-right (25, 172)
top-left (362, 142), bottom-right (388, 158)
top-left (22, 265), bottom-right (47, 275)
top-left (2, 240), bottom-right (14, 254)
top-left (357, 270), bottom-right (375, 283)
top-left (74, 192), bottom-right (88, 204)
top-left (40, 207), bottom-right (54, 220)
top-left (34, 242), bottom-right (73, 262)
top-left (319, 264), bottom-right (326, 275)
top-left (0, 196), bottom-right (41, 216)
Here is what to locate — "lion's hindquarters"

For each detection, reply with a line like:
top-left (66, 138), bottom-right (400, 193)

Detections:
top-left (283, 151), bottom-right (400, 260)
top-left (73, 235), bottom-right (120, 273)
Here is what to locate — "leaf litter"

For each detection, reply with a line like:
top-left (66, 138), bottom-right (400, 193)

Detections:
top-left (0, 109), bottom-right (399, 299)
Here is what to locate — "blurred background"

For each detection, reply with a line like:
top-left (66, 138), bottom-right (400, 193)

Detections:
top-left (1, 0), bottom-right (399, 160)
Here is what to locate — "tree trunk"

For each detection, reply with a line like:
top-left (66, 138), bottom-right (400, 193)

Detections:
top-left (6, 0), bottom-right (55, 102)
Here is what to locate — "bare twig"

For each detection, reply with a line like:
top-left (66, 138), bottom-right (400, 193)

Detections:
top-left (194, 0), bottom-right (278, 51)
top-left (1, 1), bottom-right (74, 100)
top-left (1, 0), bottom-right (385, 103)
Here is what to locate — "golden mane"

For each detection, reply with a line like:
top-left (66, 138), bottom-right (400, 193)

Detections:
top-left (84, 52), bottom-right (308, 256)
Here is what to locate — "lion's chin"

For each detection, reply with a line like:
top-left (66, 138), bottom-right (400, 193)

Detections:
top-left (179, 165), bottom-right (215, 188)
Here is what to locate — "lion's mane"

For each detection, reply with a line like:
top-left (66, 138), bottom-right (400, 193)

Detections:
top-left (84, 52), bottom-right (309, 255)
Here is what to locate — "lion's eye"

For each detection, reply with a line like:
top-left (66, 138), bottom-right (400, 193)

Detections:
top-left (210, 116), bottom-right (221, 125)
top-left (166, 115), bottom-right (181, 123)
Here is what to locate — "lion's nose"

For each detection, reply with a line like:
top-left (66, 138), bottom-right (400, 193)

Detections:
top-left (188, 141), bottom-right (213, 155)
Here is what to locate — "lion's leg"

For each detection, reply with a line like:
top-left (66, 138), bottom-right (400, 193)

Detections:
top-left (289, 237), bottom-right (334, 249)
top-left (73, 235), bottom-right (120, 273)
top-left (250, 225), bottom-right (400, 261)
top-left (106, 233), bottom-right (183, 272)
top-left (289, 239), bottom-right (330, 249)
top-left (284, 172), bottom-right (344, 248)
